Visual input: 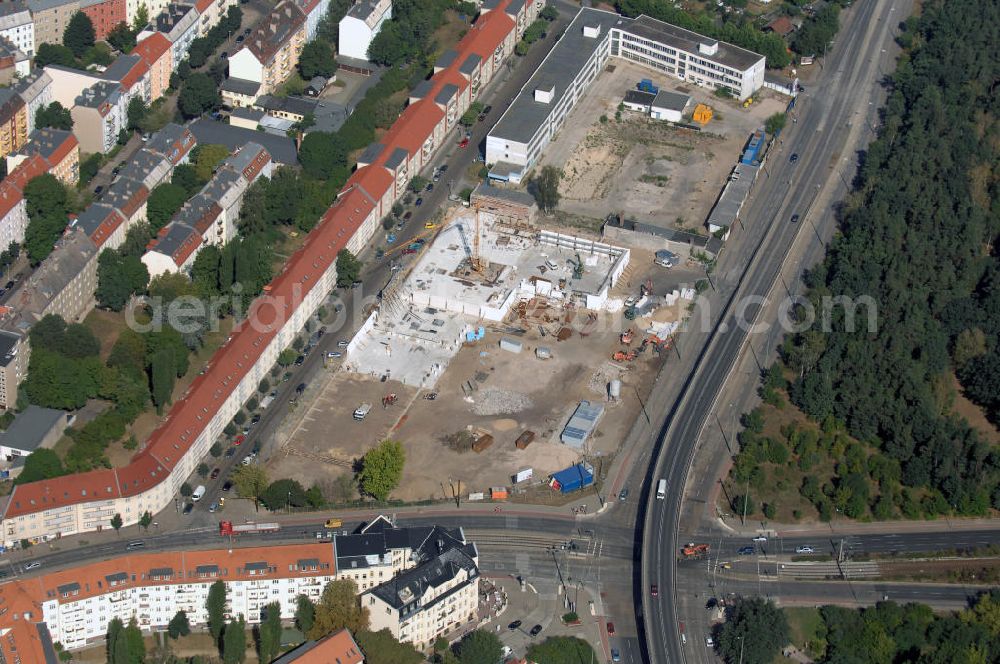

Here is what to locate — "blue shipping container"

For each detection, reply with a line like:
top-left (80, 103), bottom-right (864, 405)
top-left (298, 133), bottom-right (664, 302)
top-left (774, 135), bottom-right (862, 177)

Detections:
top-left (549, 462), bottom-right (595, 494)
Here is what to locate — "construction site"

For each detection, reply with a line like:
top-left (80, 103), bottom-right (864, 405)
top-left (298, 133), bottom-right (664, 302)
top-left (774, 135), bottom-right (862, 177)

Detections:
top-left (268, 203), bottom-right (708, 502)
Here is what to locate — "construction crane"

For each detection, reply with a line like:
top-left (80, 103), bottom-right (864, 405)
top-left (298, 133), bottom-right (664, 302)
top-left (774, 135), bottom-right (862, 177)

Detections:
top-left (470, 205), bottom-right (485, 273)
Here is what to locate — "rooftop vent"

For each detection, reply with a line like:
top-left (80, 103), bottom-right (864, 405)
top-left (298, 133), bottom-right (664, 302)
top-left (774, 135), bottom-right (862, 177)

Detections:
top-left (582, 23), bottom-right (601, 38)
top-left (698, 40), bottom-right (719, 56)
top-left (534, 85), bottom-right (555, 104)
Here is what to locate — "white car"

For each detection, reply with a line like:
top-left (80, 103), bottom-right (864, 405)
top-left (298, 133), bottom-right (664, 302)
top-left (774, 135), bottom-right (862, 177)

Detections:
top-left (795, 546), bottom-right (815, 554)
top-left (751, 535), bottom-right (768, 543)
top-left (706, 635), bottom-right (714, 647)
top-left (24, 562), bottom-right (41, 570)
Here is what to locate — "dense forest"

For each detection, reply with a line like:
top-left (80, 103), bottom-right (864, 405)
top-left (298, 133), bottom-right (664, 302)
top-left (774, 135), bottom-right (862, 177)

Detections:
top-left (719, 592), bottom-right (1000, 664)
top-left (758, 0), bottom-right (1000, 517)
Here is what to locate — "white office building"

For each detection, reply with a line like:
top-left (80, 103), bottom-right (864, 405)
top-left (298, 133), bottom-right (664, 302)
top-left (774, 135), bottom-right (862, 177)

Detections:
top-left (486, 7), bottom-right (765, 183)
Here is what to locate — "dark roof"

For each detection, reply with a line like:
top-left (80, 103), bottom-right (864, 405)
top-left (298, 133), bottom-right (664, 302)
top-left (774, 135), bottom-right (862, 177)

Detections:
top-left (346, 0), bottom-right (387, 21)
top-left (628, 14), bottom-right (764, 71)
top-left (651, 89), bottom-right (690, 111)
top-left (36, 623), bottom-right (60, 664)
top-left (410, 79), bottom-right (434, 100)
top-left (0, 405), bottom-right (66, 453)
top-left (57, 582), bottom-right (80, 595)
top-left (254, 94), bottom-right (320, 117)
top-left (0, 330), bottom-right (20, 369)
top-left (221, 77), bottom-right (262, 96)
top-left (435, 83), bottom-right (458, 106)
top-left (358, 142), bottom-right (384, 164)
top-left (368, 544), bottom-right (478, 612)
top-left (624, 90), bottom-right (655, 106)
top-left (436, 49), bottom-right (458, 70)
top-left (105, 571), bottom-right (128, 584)
top-left (189, 119), bottom-right (298, 165)
top-left (459, 53), bottom-right (482, 75)
top-left (385, 147), bottom-right (408, 171)
top-left (472, 183), bottom-right (536, 208)
top-left (245, 1), bottom-right (306, 65)
top-left (149, 567), bottom-right (173, 577)
top-left (101, 54), bottom-right (142, 82)
top-left (231, 107), bottom-right (265, 122)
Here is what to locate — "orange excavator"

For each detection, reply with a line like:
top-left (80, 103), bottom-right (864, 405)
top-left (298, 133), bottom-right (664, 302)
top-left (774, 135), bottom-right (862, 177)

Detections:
top-left (612, 350), bottom-right (637, 362)
top-left (620, 328), bottom-right (634, 345)
top-left (681, 543), bottom-right (710, 559)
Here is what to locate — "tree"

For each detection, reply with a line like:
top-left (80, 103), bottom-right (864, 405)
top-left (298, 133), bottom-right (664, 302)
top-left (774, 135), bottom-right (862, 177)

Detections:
top-left (210, 441), bottom-right (224, 457)
top-left (295, 594), bottom-right (316, 633)
top-left (222, 616), bottom-right (246, 664)
top-left (540, 5), bottom-right (558, 20)
top-left (150, 347), bottom-right (175, 413)
top-left (718, 597), bottom-right (789, 664)
top-left (526, 636), bottom-right (597, 664)
top-left (35, 102), bottom-right (73, 130)
top-left (180, 482), bottom-right (193, 497)
top-left (764, 112), bottom-right (787, 135)
top-left (193, 144), bottom-right (230, 182)
top-left (355, 629), bottom-right (423, 664)
top-left (335, 249), bottom-right (362, 288)
top-left (107, 617), bottom-right (126, 664)
top-left (299, 39), bottom-right (337, 79)
top-left (125, 617), bottom-right (145, 664)
top-left (168, 610), bottom-right (191, 639)
top-left (408, 176), bottom-right (429, 193)
top-left (277, 348), bottom-right (298, 366)
top-left (108, 22), bottom-right (137, 53)
top-left (147, 182), bottom-right (188, 231)
top-left (732, 494), bottom-right (755, 517)
top-left (35, 43), bottom-right (76, 67)
top-left (458, 629), bottom-right (502, 664)
top-left (178, 73), bottom-right (221, 118)
top-left (531, 166), bottom-right (561, 214)
top-left (257, 601), bottom-right (282, 663)
top-left (299, 132), bottom-right (348, 180)
top-left (307, 578), bottom-right (370, 639)
top-left (197, 462), bottom-right (210, 478)
top-left (360, 439), bottom-right (405, 500)
top-left (231, 465), bottom-right (269, 511)
top-left (23, 173), bottom-right (69, 264)
top-left (133, 4), bottom-right (149, 31)
top-left (206, 580), bottom-right (227, 642)
top-left (14, 449), bottom-right (65, 484)
top-left (171, 163), bottom-right (205, 195)
top-left (64, 11), bottom-right (96, 57)
top-left (261, 478), bottom-right (309, 511)
top-left (110, 513), bottom-right (123, 534)
top-left (139, 511), bottom-right (153, 531)
top-left (127, 96), bottom-right (148, 132)
top-left (97, 250), bottom-right (150, 311)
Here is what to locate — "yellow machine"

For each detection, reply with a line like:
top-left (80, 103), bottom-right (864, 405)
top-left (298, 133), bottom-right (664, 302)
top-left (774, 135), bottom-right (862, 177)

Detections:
top-left (324, 517), bottom-right (343, 528)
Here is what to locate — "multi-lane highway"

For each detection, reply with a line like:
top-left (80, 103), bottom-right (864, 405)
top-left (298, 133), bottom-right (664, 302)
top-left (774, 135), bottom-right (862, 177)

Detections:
top-left (641, 0), bottom-right (916, 661)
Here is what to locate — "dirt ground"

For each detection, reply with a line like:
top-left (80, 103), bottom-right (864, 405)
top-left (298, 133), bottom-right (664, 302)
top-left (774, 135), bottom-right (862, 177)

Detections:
top-left (538, 58), bottom-right (787, 231)
top-left (269, 252), bottom-right (707, 502)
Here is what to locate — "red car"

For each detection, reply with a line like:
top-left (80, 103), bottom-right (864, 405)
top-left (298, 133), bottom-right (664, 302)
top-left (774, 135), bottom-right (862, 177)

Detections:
top-left (458, 137), bottom-right (470, 148)
top-left (403, 248), bottom-right (417, 255)
top-left (650, 584), bottom-right (658, 597)
top-left (607, 622), bottom-right (615, 636)
top-left (233, 435), bottom-right (245, 446)
top-left (210, 468), bottom-right (221, 479)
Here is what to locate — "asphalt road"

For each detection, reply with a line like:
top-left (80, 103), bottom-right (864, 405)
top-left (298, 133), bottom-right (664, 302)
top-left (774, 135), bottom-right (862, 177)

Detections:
top-left (640, 0), bottom-right (914, 662)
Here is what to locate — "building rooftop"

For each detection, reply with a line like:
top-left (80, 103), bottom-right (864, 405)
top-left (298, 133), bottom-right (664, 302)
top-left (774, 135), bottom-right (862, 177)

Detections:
top-left (221, 77), bottom-right (262, 97)
top-left (0, 406), bottom-right (67, 454)
top-left (18, 129), bottom-right (77, 166)
top-left (144, 123), bottom-right (197, 165)
top-left (155, 2), bottom-right (197, 34)
top-left (72, 203), bottom-right (126, 247)
top-left (14, 71), bottom-right (53, 105)
top-left (491, 9), bottom-right (622, 144)
top-left (147, 222), bottom-right (202, 267)
top-left (561, 400), bottom-right (604, 448)
top-left (75, 81), bottom-right (123, 110)
top-left (345, 0), bottom-right (389, 25)
top-left (273, 629), bottom-right (364, 664)
top-left (623, 89), bottom-right (655, 106)
top-left (103, 176), bottom-right (150, 220)
top-left (231, 107), bottom-right (265, 122)
top-left (0, 330), bottom-right (20, 368)
top-left (368, 543), bottom-right (478, 612)
top-left (651, 89), bottom-right (691, 112)
top-left (706, 162), bottom-right (758, 231)
top-left (471, 183), bottom-right (536, 208)
top-left (189, 118), bottom-right (298, 165)
top-left (244, 0), bottom-right (306, 65)
top-left (627, 13), bottom-right (764, 71)
top-left (102, 54), bottom-right (145, 86)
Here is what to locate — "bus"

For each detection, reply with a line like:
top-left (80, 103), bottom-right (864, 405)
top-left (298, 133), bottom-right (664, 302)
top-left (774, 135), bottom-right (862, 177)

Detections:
top-left (656, 479), bottom-right (667, 500)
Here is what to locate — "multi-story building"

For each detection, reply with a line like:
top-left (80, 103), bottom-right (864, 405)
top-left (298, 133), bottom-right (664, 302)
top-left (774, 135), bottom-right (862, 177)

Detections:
top-left (357, 518), bottom-right (480, 650)
top-left (80, 0), bottom-right (127, 40)
top-left (144, 122), bottom-right (196, 165)
top-left (295, 0), bottom-right (330, 42)
top-left (7, 127), bottom-right (80, 185)
top-left (0, 154), bottom-right (49, 255)
top-left (142, 142), bottom-right (272, 276)
top-left (0, 405), bottom-right (70, 476)
top-left (0, 330), bottom-right (22, 411)
top-left (223, 0), bottom-right (306, 105)
top-left (138, 2), bottom-right (199, 65)
top-left (486, 7), bottom-right (765, 183)
top-left (192, 0), bottom-right (237, 38)
top-left (275, 628), bottom-right (365, 664)
top-left (133, 32), bottom-right (172, 100)
top-left (102, 52), bottom-right (152, 102)
top-left (0, 88), bottom-right (29, 158)
top-left (338, 0), bottom-right (392, 61)
top-left (0, 0), bottom-right (526, 546)
top-left (0, 1), bottom-right (35, 57)
top-left (44, 63), bottom-right (104, 108)
top-left (125, 0), bottom-right (170, 26)
top-left (94, 176), bottom-right (149, 241)
top-left (27, 0), bottom-right (80, 48)
top-left (15, 70), bottom-right (55, 135)
top-left (71, 81), bottom-right (127, 153)
top-left (0, 37), bottom-right (30, 85)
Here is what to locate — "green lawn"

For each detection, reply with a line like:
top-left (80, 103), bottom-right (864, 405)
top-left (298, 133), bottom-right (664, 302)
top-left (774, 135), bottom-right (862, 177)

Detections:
top-left (781, 607), bottom-right (825, 661)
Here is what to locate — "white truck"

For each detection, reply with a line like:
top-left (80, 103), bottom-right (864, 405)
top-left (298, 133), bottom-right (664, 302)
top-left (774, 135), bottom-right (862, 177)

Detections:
top-left (353, 403), bottom-right (372, 421)
top-left (192, 485), bottom-right (206, 502)
top-left (656, 478), bottom-right (667, 500)
top-left (259, 394), bottom-right (275, 410)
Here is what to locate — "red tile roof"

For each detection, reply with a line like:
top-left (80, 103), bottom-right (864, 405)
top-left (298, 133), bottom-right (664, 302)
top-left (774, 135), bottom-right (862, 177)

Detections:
top-left (84, 206), bottom-right (127, 247)
top-left (2, 0), bottom-right (519, 524)
top-left (289, 629), bottom-right (365, 663)
top-left (117, 57), bottom-right (150, 91)
top-left (134, 32), bottom-right (171, 68)
top-left (0, 154), bottom-right (53, 222)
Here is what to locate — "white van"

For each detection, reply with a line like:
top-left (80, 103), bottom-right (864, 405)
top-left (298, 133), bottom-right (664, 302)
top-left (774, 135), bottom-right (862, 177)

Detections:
top-left (656, 478), bottom-right (667, 500)
top-left (191, 485), bottom-right (206, 502)
top-left (353, 403), bottom-right (372, 421)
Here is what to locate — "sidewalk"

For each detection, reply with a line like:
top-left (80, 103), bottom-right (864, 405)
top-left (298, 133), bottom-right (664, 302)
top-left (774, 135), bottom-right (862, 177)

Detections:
top-left (720, 515), bottom-right (1000, 538)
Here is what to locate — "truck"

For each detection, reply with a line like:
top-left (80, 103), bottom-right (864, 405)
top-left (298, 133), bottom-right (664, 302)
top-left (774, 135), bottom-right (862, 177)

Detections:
top-left (549, 462), bottom-right (595, 494)
top-left (657, 478), bottom-right (667, 500)
top-left (259, 394), bottom-right (275, 410)
top-left (219, 521), bottom-right (280, 536)
top-left (353, 403), bottom-right (372, 420)
top-left (681, 543), bottom-right (711, 559)
top-left (192, 485), bottom-right (206, 502)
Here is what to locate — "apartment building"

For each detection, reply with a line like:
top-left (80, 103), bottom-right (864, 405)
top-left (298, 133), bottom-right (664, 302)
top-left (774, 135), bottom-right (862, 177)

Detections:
top-left (0, 88), bottom-right (29, 158)
top-left (80, 0), bottom-right (126, 40)
top-left (7, 127), bottom-right (80, 185)
top-left (15, 71), bottom-right (55, 135)
top-left (0, 154), bottom-right (50, 257)
top-left (193, 0), bottom-right (238, 38)
top-left (27, 0), bottom-right (80, 48)
top-left (296, 0), bottom-right (330, 42)
top-left (0, 330), bottom-right (22, 411)
top-left (143, 142), bottom-right (271, 276)
top-left (275, 628), bottom-right (365, 664)
top-left (126, 0), bottom-right (170, 25)
top-left (0, 1), bottom-right (35, 57)
top-left (0, 0), bottom-right (525, 547)
top-left (486, 7), bottom-right (765, 182)
top-left (87, 176), bottom-right (149, 246)
top-left (0, 405), bottom-right (69, 477)
top-left (224, 0), bottom-right (306, 105)
top-left (0, 37), bottom-right (30, 85)
top-left (103, 52), bottom-right (151, 101)
top-left (338, 0), bottom-right (391, 61)
top-left (138, 2), bottom-right (199, 65)
top-left (133, 32), bottom-right (173, 100)
top-left (359, 518), bottom-right (480, 650)
top-left (144, 122), bottom-right (197, 165)
top-left (71, 81), bottom-right (127, 153)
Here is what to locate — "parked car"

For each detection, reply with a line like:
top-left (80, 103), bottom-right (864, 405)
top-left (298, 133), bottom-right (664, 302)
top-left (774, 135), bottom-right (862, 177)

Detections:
top-left (93, 185), bottom-right (104, 197)
top-left (403, 211), bottom-right (413, 220)
top-left (222, 480), bottom-right (233, 491)
top-left (607, 622), bottom-right (615, 636)
top-left (425, 182), bottom-right (434, 191)
top-left (403, 248), bottom-right (417, 255)
top-left (424, 222), bottom-right (438, 229)
top-left (737, 546), bottom-right (755, 555)
top-left (482, 105), bottom-right (492, 115)
top-left (294, 355), bottom-right (305, 365)
top-left (337, 340), bottom-right (349, 348)
top-left (233, 435), bottom-right (245, 446)
top-left (209, 502), bottom-right (219, 513)
top-left (236, 35), bottom-right (244, 43)
top-left (4, 281), bottom-right (12, 290)
top-left (210, 468), bottom-right (221, 479)
top-left (415, 197), bottom-right (423, 206)
top-left (790, 153), bottom-right (799, 163)
top-left (508, 620), bottom-right (522, 630)
top-left (220, 51), bottom-right (228, 59)
top-left (182, 503), bottom-right (194, 514)
top-left (458, 137), bottom-right (470, 148)
top-left (619, 487), bottom-right (629, 501)
top-left (529, 624), bottom-right (543, 637)
top-left (328, 351), bottom-right (343, 358)
top-left (611, 648), bottom-right (621, 662)
top-left (751, 535), bottom-right (768, 543)
top-left (251, 414), bottom-right (261, 425)
top-left (24, 562), bottom-right (41, 571)
top-left (225, 447), bottom-right (236, 458)
top-left (126, 540), bottom-right (145, 551)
